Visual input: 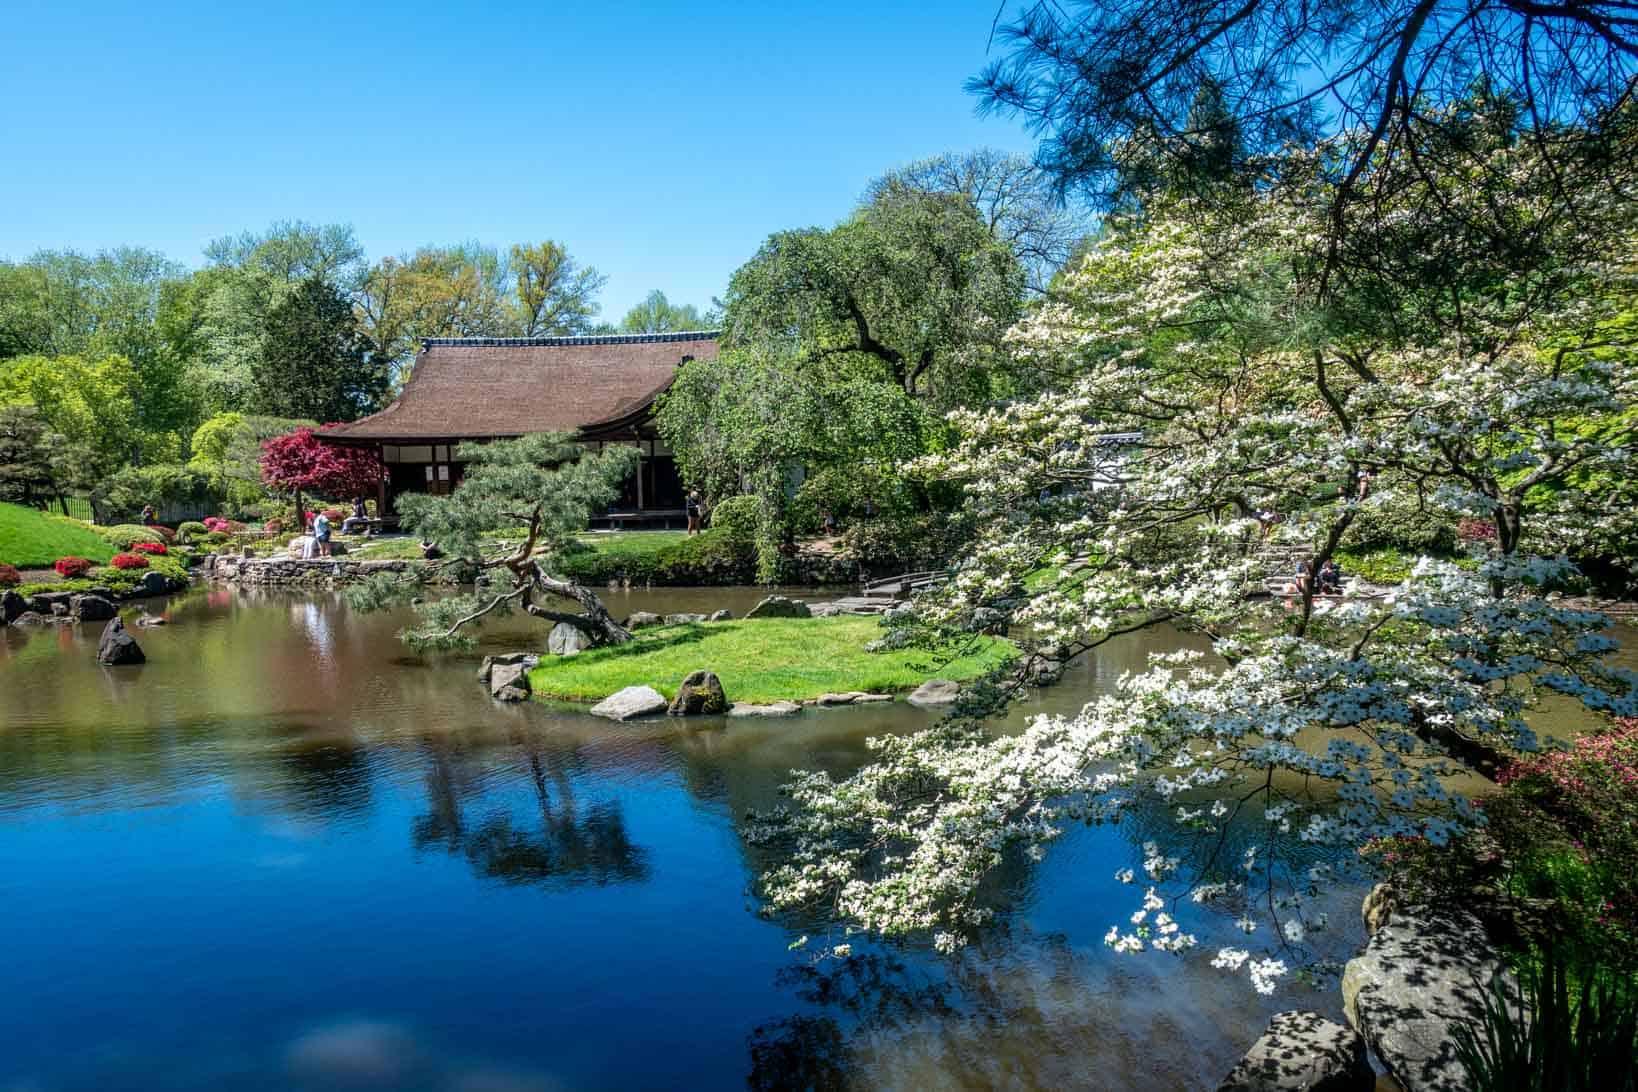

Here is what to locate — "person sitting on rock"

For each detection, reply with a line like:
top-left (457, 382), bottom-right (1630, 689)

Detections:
top-left (312, 510), bottom-right (333, 557)
top-left (1317, 558), bottom-right (1343, 595)
top-left (340, 497), bottom-right (370, 535)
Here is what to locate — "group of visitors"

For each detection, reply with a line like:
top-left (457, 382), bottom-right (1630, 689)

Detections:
top-left (1290, 557), bottom-right (1345, 596)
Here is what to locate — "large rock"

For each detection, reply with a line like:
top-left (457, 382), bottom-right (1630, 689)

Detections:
top-left (1217, 1011), bottom-right (1373, 1092)
top-left (71, 594), bottom-right (118, 622)
top-left (96, 617), bottom-right (145, 665)
top-left (589, 685), bottom-right (668, 721)
top-left (1, 590), bottom-right (24, 625)
top-left (28, 592), bottom-right (71, 614)
top-left (140, 571), bottom-right (172, 596)
top-left (664, 612), bottom-right (707, 625)
top-left (547, 621), bottom-right (594, 656)
top-left (668, 670), bottom-right (728, 716)
top-left (745, 595), bottom-right (811, 620)
top-left (727, 701), bottom-right (802, 717)
top-left (625, 611), bottom-right (664, 629)
top-left (708, 609), bottom-right (733, 622)
top-left (1341, 908), bottom-right (1515, 1092)
top-left (477, 652), bottom-right (539, 684)
top-left (808, 602), bottom-right (845, 618)
top-left (907, 679), bottom-right (961, 707)
top-left (490, 662), bottom-right (531, 702)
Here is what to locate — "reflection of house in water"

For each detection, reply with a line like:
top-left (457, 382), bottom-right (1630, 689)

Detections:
top-left (320, 332), bottom-right (719, 528)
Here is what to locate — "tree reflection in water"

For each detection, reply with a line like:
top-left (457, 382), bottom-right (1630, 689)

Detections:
top-left (412, 738), bottom-right (649, 888)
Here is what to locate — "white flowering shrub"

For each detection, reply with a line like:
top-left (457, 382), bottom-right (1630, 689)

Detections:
top-left (752, 132), bottom-right (1636, 993)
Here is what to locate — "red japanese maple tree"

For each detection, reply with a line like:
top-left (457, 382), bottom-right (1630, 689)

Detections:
top-left (260, 427), bottom-right (383, 529)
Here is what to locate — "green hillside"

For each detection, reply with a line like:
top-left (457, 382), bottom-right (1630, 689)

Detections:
top-left (0, 502), bottom-right (116, 568)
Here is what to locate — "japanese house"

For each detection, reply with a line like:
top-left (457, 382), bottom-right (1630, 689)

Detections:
top-left (320, 331), bottom-right (718, 527)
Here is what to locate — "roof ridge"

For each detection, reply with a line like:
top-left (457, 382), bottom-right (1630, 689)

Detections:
top-left (422, 331), bottom-right (720, 348)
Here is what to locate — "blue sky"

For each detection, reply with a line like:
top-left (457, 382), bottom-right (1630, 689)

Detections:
top-left (0, 0), bottom-right (1037, 321)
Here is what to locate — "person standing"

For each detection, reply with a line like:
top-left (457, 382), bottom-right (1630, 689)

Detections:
top-left (312, 510), bottom-right (333, 557)
top-left (685, 490), bottom-right (703, 535)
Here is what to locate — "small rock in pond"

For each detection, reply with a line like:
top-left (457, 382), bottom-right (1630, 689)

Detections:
top-left (97, 617), bottom-right (145, 666)
top-left (590, 685), bottom-right (669, 721)
top-left (907, 679), bottom-right (961, 707)
top-left (490, 662), bottom-right (531, 702)
top-left (745, 595), bottom-right (810, 619)
top-left (668, 670), bottom-right (728, 716)
top-left (1216, 1010), bottom-right (1372, 1092)
top-left (814, 692), bottom-right (860, 706)
top-left (726, 701), bottom-right (802, 717)
top-left (2, 590), bottom-right (26, 624)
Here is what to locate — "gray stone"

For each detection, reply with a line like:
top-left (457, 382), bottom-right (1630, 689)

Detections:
top-left (547, 621), bottom-right (595, 656)
top-left (489, 662), bottom-right (531, 702)
top-left (708, 609), bottom-right (732, 622)
top-left (907, 679), bottom-right (961, 707)
top-left (668, 670), bottom-right (728, 716)
top-left (71, 594), bottom-right (118, 622)
top-left (50, 600), bottom-right (69, 616)
top-left (745, 595), bottom-right (811, 620)
top-left (808, 602), bottom-right (845, 618)
top-left (726, 701), bottom-right (802, 717)
top-left (625, 611), bottom-right (664, 629)
top-left (11, 611), bottom-right (69, 626)
top-left (1, 590), bottom-right (24, 624)
top-left (97, 617), bottom-right (145, 665)
top-left (815, 692), bottom-right (861, 706)
top-left (1217, 1010), bottom-right (1373, 1092)
top-left (1341, 908), bottom-right (1516, 1092)
top-left (29, 592), bottom-right (71, 614)
top-left (589, 685), bottom-right (669, 721)
top-left (134, 614), bottom-right (167, 627)
top-left (478, 652), bottom-right (539, 683)
top-left (853, 693), bottom-right (893, 703)
top-left (664, 612), bottom-right (706, 625)
top-left (140, 571), bottom-right (171, 596)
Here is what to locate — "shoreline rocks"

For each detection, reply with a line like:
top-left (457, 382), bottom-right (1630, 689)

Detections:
top-left (745, 595), bottom-right (811, 619)
top-left (1216, 1011), bottom-right (1372, 1092)
top-left (590, 685), bottom-right (668, 721)
top-left (668, 671), bottom-right (728, 716)
top-left (906, 679), bottom-right (960, 707)
top-left (726, 701), bottom-right (802, 717)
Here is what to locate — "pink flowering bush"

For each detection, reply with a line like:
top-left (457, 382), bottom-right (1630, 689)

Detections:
top-left (109, 552), bottom-right (149, 571)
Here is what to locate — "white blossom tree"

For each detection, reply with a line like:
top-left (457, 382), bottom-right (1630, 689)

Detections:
top-left (752, 122), bottom-right (1637, 993)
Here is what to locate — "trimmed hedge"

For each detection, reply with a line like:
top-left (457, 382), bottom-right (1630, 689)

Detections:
top-left (101, 524), bottom-right (169, 549)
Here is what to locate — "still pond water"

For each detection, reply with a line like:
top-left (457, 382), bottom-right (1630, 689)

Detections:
top-left (0, 584), bottom-right (1379, 1091)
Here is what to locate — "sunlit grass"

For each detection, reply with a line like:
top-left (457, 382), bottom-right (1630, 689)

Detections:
top-left (528, 616), bottom-right (1015, 704)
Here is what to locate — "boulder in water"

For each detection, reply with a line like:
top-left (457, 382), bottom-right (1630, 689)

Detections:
top-left (71, 594), bottom-right (118, 622)
top-left (668, 671), bottom-right (728, 716)
top-left (907, 679), bottom-right (961, 707)
top-left (490, 662), bottom-right (531, 702)
top-left (547, 621), bottom-right (594, 656)
top-left (1216, 1010), bottom-right (1372, 1092)
top-left (97, 617), bottom-right (145, 666)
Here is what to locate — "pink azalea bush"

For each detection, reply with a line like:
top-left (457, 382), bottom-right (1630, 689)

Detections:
top-left (109, 552), bottom-right (149, 571)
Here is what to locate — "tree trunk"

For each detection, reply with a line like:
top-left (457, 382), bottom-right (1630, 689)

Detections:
top-left (529, 565), bottom-right (633, 645)
top-left (293, 487), bottom-right (304, 534)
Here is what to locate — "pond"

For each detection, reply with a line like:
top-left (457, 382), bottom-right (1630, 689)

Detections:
top-left (2, 584), bottom-right (1390, 1090)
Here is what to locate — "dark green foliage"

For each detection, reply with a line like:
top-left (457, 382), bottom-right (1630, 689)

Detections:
top-left (91, 464), bottom-right (220, 523)
top-left (252, 276), bottom-right (385, 422)
top-left (0, 404), bottom-right (67, 505)
top-left (1454, 947), bottom-right (1638, 1092)
top-left (838, 510), bottom-right (977, 571)
top-left (555, 529), bottom-right (755, 586)
top-left (1342, 502), bottom-right (1459, 556)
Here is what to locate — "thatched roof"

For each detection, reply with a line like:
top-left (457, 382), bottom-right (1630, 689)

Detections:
top-left (322, 332), bottom-right (719, 442)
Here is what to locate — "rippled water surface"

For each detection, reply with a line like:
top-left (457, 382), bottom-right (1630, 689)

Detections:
top-left (1, 584), bottom-right (1379, 1091)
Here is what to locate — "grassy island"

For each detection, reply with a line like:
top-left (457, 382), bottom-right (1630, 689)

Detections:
top-left (528, 616), bottom-right (1015, 705)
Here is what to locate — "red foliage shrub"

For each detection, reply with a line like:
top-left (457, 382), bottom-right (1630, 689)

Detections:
top-left (148, 525), bottom-right (177, 543)
top-left (260, 428), bottom-right (384, 499)
top-left (322, 507), bottom-right (347, 523)
top-left (263, 518), bottom-right (284, 535)
top-left (54, 556), bottom-right (94, 578)
top-left (132, 541), bottom-right (168, 555)
top-left (109, 552), bottom-right (150, 570)
top-left (0, 564), bottom-right (20, 586)
top-left (1456, 516), bottom-right (1498, 543)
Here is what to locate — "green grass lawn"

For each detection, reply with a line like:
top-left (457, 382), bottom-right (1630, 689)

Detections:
top-left (529, 616), bottom-right (1016, 705)
top-left (0, 502), bottom-right (116, 568)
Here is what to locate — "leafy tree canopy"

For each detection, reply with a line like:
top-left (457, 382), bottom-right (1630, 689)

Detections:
top-left (618, 290), bottom-right (712, 333)
top-left (252, 277), bottom-right (386, 423)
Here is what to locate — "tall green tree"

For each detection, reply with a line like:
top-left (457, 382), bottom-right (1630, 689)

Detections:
top-left (509, 241), bottom-right (605, 336)
top-left (252, 277), bottom-right (385, 422)
top-left (618, 290), bottom-right (710, 333)
top-left (0, 404), bottom-right (69, 507)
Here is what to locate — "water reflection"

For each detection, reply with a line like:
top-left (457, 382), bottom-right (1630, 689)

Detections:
top-left (412, 741), bottom-right (649, 888)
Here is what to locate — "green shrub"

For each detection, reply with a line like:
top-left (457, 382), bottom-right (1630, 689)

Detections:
top-left (1454, 946), bottom-right (1638, 1092)
top-left (840, 510), bottom-right (977, 570)
top-left (1342, 501), bottom-right (1459, 555)
top-left (90, 464), bottom-right (221, 524)
top-left (1335, 547), bottom-right (1414, 584)
top-left (100, 524), bottom-right (168, 549)
top-left (653, 529), bottom-right (756, 583)
top-left (176, 521), bottom-right (209, 543)
top-left (707, 495), bottom-right (761, 543)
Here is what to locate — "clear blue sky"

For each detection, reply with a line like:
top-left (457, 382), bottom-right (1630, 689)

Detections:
top-left (0, 0), bottom-right (1037, 321)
